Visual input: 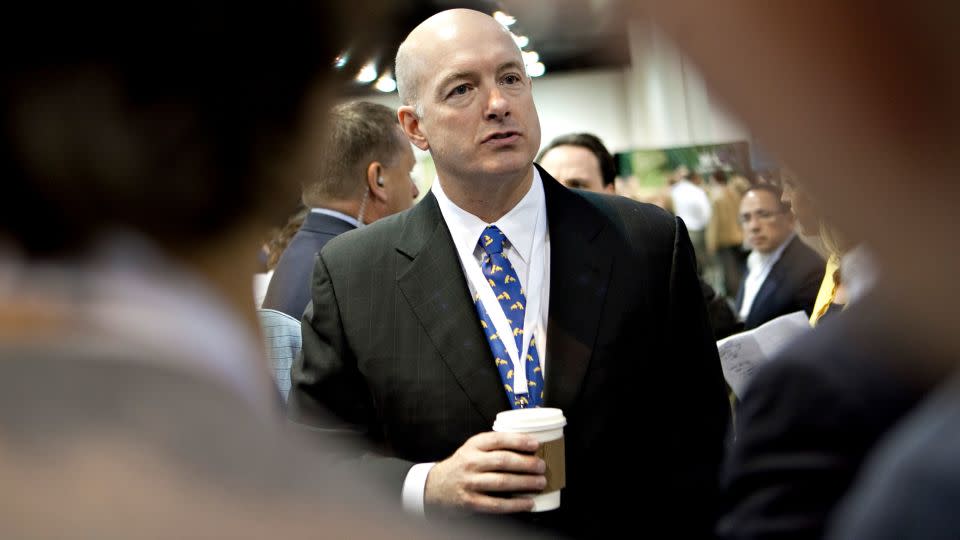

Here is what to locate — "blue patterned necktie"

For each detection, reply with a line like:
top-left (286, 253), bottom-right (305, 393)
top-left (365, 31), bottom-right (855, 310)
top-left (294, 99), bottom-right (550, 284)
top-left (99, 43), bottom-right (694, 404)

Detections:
top-left (473, 225), bottom-right (544, 409)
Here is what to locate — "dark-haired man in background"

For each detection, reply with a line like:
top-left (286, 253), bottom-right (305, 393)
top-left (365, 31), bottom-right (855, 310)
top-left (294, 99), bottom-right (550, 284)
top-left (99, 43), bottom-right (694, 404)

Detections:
top-left (537, 133), bottom-right (617, 194)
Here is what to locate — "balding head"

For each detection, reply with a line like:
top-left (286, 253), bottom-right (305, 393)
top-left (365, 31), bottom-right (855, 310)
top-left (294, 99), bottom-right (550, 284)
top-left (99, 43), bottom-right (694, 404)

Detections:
top-left (396, 9), bottom-right (519, 115)
top-left (394, 8), bottom-right (540, 196)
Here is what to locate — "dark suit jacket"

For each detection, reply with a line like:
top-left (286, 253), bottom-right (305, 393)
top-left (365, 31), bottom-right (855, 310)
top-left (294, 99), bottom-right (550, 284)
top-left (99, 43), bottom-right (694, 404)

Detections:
top-left (263, 211), bottom-right (355, 318)
top-left (289, 168), bottom-right (730, 538)
top-left (717, 296), bottom-right (939, 540)
top-left (827, 371), bottom-right (960, 540)
top-left (703, 278), bottom-right (744, 340)
top-left (736, 236), bottom-right (825, 329)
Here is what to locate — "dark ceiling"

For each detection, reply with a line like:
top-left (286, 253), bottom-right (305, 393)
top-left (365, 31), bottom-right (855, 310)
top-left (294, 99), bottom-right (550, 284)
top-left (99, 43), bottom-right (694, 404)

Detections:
top-left (338, 0), bottom-right (630, 96)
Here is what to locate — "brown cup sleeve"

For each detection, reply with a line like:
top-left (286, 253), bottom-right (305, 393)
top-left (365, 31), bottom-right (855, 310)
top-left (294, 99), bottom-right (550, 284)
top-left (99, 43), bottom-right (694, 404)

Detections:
top-left (536, 436), bottom-right (566, 491)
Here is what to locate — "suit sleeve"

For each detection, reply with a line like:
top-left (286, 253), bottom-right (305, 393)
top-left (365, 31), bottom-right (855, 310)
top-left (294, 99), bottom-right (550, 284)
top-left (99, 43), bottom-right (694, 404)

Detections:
top-left (287, 253), bottom-right (415, 496)
top-left (663, 216), bottom-right (732, 537)
top-left (717, 356), bottom-right (864, 540)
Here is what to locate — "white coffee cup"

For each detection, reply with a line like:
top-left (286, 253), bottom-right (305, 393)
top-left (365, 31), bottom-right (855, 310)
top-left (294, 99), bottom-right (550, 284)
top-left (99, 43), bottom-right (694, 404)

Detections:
top-left (492, 407), bottom-right (567, 512)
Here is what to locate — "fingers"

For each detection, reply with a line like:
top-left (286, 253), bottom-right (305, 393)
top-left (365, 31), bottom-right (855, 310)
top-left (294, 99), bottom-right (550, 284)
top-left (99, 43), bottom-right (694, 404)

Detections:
top-left (423, 432), bottom-right (549, 514)
top-left (460, 492), bottom-right (537, 514)
top-left (473, 449), bottom-right (545, 475)
top-left (466, 471), bottom-right (547, 493)
top-left (468, 431), bottom-right (539, 453)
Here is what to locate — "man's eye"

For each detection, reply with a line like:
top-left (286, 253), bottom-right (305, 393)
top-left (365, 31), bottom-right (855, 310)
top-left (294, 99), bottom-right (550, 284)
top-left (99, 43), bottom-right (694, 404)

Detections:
top-left (502, 74), bottom-right (521, 85)
top-left (449, 84), bottom-right (469, 97)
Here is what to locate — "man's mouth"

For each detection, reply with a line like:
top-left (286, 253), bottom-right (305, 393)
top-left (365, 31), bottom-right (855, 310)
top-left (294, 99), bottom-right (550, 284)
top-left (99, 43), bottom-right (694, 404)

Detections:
top-left (483, 131), bottom-right (520, 143)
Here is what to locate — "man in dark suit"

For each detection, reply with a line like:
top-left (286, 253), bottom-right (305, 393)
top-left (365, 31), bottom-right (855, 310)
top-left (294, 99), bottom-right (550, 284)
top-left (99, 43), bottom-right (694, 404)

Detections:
top-left (717, 296), bottom-right (941, 539)
top-left (735, 184), bottom-right (824, 329)
top-left (289, 9), bottom-right (730, 538)
top-left (826, 366), bottom-right (960, 540)
top-left (263, 101), bottom-right (419, 318)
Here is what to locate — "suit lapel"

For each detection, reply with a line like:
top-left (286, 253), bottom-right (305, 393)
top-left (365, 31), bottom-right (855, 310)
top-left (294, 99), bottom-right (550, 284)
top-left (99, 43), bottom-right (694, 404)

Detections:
top-left (540, 169), bottom-right (613, 412)
top-left (748, 237), bottom-right (794, 325)
top-left (395, 193), bottom-right (509, 425)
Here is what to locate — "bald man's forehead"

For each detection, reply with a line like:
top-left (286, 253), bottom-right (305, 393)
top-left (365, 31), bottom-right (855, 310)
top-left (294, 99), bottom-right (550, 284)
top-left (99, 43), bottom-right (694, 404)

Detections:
top-left (398, 9), bottom-right (521, 96)
top-left (407, 8), bottom-right (506, 39)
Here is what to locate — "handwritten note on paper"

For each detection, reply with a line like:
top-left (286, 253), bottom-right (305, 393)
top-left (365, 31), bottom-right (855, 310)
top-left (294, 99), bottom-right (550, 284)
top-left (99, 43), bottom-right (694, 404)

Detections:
top-left (717, 311), bottom-right (811, 398)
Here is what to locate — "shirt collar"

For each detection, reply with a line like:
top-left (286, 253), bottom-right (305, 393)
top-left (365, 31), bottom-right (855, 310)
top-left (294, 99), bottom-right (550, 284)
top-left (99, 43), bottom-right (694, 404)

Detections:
top-left (310, 208), bottom-right (363, 229)
top-left (431, 166), bottom-right (543, 264)
top-left (748, 232), bottom-right (796, 270)
top-left (772, 232), bottom-right (797, 261)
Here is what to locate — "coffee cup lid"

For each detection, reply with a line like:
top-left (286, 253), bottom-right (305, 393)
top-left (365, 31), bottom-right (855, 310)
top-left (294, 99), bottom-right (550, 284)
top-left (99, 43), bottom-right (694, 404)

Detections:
top-left (492, 407), bottom-right (566, 432)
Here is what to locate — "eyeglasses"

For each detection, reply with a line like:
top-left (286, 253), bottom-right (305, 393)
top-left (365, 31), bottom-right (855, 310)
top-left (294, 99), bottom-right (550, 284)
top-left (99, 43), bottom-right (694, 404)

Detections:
top-left (738, 209), bottom-right (785, 225)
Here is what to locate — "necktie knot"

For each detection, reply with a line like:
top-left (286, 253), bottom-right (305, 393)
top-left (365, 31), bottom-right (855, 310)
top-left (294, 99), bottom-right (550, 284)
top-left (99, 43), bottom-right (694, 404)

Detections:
top-left (480, 225), bottom-right (507, 255)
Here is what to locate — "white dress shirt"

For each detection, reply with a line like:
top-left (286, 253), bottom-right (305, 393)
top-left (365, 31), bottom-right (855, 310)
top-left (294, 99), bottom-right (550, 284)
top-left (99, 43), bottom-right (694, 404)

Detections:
top-left (401, 167), bottom-right (551, 515)
top-left (739, 233), bottom-right (795, 320)
top-left (671, 179), bottom-right (712, 231)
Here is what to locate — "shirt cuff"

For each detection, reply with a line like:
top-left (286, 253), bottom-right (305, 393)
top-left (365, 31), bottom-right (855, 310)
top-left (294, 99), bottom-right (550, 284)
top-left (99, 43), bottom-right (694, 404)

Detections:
top-left (401, 462), bottom-right (436, 517)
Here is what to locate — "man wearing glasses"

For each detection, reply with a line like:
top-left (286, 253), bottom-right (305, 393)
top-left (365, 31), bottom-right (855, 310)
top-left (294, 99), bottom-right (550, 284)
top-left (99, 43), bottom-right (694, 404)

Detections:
top-left (735, 184), bottom-right (824, 329)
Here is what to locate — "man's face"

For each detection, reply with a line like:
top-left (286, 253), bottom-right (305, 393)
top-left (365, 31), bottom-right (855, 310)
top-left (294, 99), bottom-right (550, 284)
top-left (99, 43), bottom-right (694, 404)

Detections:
top-left (740, 189), bottom-right (795, 254)
top-left (539, 145), bottom-right (612, 193)
top-left (380, 137), bottom-right (419, 216)
top-left (414, 23), bottom-right (541, 181)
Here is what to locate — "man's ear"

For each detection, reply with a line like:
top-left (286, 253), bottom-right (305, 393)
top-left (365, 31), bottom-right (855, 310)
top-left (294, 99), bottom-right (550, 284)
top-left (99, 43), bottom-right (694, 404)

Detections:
top-left (398, 106), bottom-right (429, 151)
top-left (366, 161), bottom-right (387, 202)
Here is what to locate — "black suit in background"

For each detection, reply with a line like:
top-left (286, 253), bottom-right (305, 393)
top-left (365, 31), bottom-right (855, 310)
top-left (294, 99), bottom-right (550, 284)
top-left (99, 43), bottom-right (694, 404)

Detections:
top-left (736, 236), bottom-right (825, 329)
top-left (717, 296), bottom-right (941, 540)
top-left (703, 279), bottom-right (744, 340)
top-left (289, 168), bottom-right (730, 538)
top-left (826, 370), bottom-right (960, 540)
top-left (262, 211), bottom-right (355, 319)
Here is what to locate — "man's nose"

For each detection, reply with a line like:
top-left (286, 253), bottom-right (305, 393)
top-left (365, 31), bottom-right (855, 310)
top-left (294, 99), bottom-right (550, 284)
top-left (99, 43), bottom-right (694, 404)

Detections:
top-left (484, 86), bottom-right (510, 120)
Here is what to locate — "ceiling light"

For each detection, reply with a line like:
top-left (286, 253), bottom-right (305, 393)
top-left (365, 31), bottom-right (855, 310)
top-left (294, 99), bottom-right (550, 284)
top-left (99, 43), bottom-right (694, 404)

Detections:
top-left (355, 61), bottom-right (377, 84)
top-left (493, 11), bottom-right (516, 27)
top-left (522, 50), bottom-right (539, 65)
top-left (374, 72), bottom-right (397, 93)
top-left (333, 50), bottom-right (350, 69)
top-left (511, 33), bottom-right (529, 48)
top-left (527, 62), bottom-right (545, 77)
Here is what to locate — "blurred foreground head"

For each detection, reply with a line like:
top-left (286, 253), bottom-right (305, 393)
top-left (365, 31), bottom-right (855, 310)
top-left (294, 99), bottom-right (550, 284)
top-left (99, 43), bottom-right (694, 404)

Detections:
top-left (0, 4), bottom-right (494, 539)
top-left (0, 2), bottom-right (355, 259)
top-left (644, 1), bottom-right (960, 359)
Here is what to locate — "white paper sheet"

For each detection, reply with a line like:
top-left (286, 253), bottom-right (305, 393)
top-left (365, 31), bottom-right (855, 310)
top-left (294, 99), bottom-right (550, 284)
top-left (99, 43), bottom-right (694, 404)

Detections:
top-left (717, 311), bottom-right (811, 398)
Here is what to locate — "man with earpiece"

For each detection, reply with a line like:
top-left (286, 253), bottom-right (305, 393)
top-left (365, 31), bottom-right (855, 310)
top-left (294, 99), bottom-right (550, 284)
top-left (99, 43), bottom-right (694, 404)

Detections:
top-left (263, 101), bottom-right (419, 319)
